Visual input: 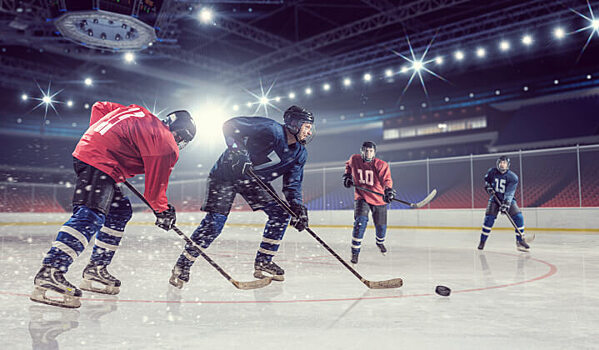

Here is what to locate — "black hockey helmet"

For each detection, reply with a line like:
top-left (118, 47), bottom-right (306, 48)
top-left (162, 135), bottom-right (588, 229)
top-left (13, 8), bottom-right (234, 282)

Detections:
top-left (361, 141), bottom-right (377, 161)
top-left (496, 155), bottom-right (510, 173)
top-left (163, 110), bottom-right (196, 150)
top-left (283, 105), bottom-right (314, 145)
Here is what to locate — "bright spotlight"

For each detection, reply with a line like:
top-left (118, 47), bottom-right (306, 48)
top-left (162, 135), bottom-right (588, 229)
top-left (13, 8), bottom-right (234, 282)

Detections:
top-left (435, 56), bottom-right (444, 65)
top-left (363, 73), bottom-right (372, 82)
top-left (305, 87), bottom-right (312, 95)
top-left (343, 78), bottom-right (351, 86)
top-left (288, 92), bottom-right (296, 99)
top-left (21, 93), bottom-right (28, 101)
top-left (274, 96), bottom-right (281, 102)
top-left (42, 95), bottom-right (52, 104)
top-left (454, 50), bottom-right (464, 60)
top-left (385, 69), bottom-right (393, 77)
top-left (553, 27), bottom-right (566, 39)
top-left (476, 47), bottom-right (486, 58)
top-left (323, 83), bottom-right (331, 91)
top-left (199, 8), bottom-right (213, 23)
top-left (412, 60), bottom-right (423, 71)
top-left (400, 66), bottom-right (408, 73)
top-left (593, 19), bottom-right (599, 31)
top-left (259, 96), bottom-right (269, 105)
top-left (232, 104), bottom-right (239, 111)
top-left (246, 102), bottom-right (252, 107)
top-left (499, 40), bottom-right (510, 51)
top-left (67, 100), bottom-right (74, 107)
top-left (84, 77), bottom-right (93, 86)
top-left (522, 35), bottom-right (533, 46)
top-left (124, 52), bottom-right (135, 63)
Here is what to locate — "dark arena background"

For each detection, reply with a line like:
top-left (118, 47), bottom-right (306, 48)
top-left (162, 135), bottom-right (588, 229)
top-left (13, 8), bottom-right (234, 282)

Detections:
top-left (1, 1), bottom-right (598, 349)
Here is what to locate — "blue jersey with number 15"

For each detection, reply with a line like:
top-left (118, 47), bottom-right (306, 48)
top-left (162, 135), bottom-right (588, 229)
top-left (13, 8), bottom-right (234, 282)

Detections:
top-left (484, 167), bottom-right (519, 204)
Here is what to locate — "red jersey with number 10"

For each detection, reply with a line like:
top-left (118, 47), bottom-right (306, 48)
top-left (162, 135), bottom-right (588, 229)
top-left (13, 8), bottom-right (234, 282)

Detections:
top-left (72, 101), bottom-right (179, 212)
top-left (345, 154), bottom-right (393, 206)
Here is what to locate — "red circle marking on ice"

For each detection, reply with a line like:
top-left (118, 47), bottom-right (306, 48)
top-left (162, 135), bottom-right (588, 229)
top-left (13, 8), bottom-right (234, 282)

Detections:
top-left (5, 252), bottom-right (557, 304)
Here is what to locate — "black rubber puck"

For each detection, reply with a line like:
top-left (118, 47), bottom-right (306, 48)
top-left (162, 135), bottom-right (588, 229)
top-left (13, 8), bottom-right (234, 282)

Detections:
top-left (435, 285), bottom-right (451, 297)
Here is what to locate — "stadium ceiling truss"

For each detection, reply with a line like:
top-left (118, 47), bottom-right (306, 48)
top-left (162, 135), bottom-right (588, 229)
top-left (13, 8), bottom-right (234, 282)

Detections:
top-left (244, 0), bottom-right (588, 91)
top-left (0, 0), bottom-right (590, 95)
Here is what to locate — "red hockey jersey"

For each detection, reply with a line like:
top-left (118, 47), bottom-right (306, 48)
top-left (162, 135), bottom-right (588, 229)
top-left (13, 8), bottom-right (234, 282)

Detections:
top-left (72, 101), bottom-right (179, 212)
top-left (345, 154), bottom-right (393, 206)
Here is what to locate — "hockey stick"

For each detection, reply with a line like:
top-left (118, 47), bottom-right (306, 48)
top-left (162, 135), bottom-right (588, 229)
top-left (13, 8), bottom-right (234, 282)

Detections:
top-left (246, 168), bottom-right (403, 289)
top-left (353, 185), bottom-right (437, 209)
top-left (123, 181), bottom-right (272, 290)
top-left (491, 192), bottom-right (535, 243)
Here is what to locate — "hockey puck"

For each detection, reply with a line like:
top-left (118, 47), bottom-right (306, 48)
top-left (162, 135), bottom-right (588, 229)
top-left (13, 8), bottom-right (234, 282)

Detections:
top-left (435, 285), bottom-right (451, 297)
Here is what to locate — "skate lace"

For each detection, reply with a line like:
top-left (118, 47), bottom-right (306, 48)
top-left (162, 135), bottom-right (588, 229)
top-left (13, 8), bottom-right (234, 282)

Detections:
top-left (53, 270), bottom-right (76, 289)
top-left (98, 266), bottom-right (118, 282)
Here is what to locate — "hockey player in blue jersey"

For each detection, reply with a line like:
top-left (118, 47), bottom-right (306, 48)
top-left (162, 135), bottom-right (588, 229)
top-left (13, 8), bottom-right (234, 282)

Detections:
top-left (169, 106), bottom-right (314, 288)
top-left (478, 155), bottom-right (530, 252)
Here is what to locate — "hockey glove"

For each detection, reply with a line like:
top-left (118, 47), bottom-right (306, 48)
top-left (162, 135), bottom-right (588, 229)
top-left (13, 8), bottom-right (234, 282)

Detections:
top-left (484, 183), bottom-right (495, 195)
top-left (499, 201), bottom-right (510, 214)
top-left (342, 173), bottom-right (353, 188)
top-left (383, 187), bottom-right (396, 203)
top-left (155, 204), bottom-right (176, 231)
top-left (289, 203), bottom-right (309, 232)
top-left (228, 148), bottom-right (253, 177)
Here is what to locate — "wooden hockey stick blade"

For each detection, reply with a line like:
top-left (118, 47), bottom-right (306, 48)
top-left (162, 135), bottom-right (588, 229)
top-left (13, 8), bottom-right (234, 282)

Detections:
top-left (232, 277), bottom-right (273, 290)
top-left (363, 278), bottom-right (404, 289)
top-left (412, 189), bottom-right (437, 208)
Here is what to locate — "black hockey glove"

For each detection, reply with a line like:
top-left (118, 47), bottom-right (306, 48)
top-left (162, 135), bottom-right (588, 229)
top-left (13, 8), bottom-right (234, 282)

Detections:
top-left (342, 173), bottom-right (353, 188)
top-left (383, 187), bottom-right (396, 203)
top-left (289, 203), bottom-right (309, 232)
top-left (228, 148), bottom-right (253, 177)
top-left (155, 204), bottom-right (176, 231)
top-left (499, 201), bottom-right (510, 214)
top-left (484, 183), bottom-right (495, 195)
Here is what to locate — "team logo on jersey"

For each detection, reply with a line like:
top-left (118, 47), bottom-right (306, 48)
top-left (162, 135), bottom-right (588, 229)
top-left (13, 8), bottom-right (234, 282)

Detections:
top-left (253, 150), bottom-right (281, 170)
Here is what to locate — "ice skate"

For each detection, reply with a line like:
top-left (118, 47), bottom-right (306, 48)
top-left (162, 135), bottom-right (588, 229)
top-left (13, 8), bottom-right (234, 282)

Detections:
top-left (376, 243), bottom-right (387, 255)
top-left (477, 240), bottom-right (486, 250)
top-left (516, 236), bottom-right (530, 252)
top-left (254, 260), bottom-right (284, 281)
top-left (30, 266), bottom-right (82, 309)
top-left (169, 264), bottom-right (190, 289)
top-left (80, 263), bottom-right (121, 295)
top-left (350, 251), bottom-right (359, 265)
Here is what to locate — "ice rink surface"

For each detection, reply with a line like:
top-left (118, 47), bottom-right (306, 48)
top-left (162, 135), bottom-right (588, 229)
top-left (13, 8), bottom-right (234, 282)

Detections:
top-left (1, 222), bottom-right (598, 350)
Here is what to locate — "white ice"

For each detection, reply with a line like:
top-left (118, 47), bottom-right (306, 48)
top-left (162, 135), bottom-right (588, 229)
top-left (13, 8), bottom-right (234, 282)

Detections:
top-left (1, 220), bottom-right (598, 349)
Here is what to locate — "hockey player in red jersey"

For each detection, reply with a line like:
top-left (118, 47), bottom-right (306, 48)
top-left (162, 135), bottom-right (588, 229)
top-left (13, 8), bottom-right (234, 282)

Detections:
top-left (31, 101), bottom-right (196, 308)
top-left (343, 141), bottom-right (396, 264)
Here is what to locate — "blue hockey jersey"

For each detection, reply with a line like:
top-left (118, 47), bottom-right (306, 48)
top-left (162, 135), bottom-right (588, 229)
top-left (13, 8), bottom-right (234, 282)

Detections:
top-left (484, 167), bottom-right (519, 204)
top-left (210, 116), bottom-right (307, 205)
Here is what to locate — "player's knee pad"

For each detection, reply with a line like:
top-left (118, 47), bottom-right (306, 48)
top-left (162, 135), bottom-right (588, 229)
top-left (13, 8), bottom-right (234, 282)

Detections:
top-left (375, 225), bottom-right (387, 240)
top-left (482, 215), bottom-right (496, 234)
top-left (262, 204), bottom-right (290, 240)
top-left (190, 212), bottom-right (228, 249)
top-left (352, 215), bottom-right (368, 239)
top-left (104, 196), bottom-right (133, 231)
top-left (511, 212), bottom-right (524, 233)
top-left (263, 204), bottom-right (291, 224)
top-left (44, 205), bottom-right (105, 269)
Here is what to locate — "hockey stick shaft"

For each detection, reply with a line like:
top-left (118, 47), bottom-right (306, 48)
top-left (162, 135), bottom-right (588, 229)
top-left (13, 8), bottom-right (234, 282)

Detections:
top-left (353, 185), bottom-right (411, 205)
top-left (491, 193), bottom-right (524, 236)
top-left (123, 181), bottom-right (271, 290)
top-left (247, 168), bottom-right (402, 289)
top-left (353, 184), bottom-right (436, 208)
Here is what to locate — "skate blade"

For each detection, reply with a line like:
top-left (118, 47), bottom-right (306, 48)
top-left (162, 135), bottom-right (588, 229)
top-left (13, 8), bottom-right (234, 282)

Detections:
top-left (516, 246), bottom-right (530, 253)
top-left (80, 279), bottom-right (120, 295)
top-left (254, 270), bottom-right (284, 282)
top-left (30, 287), bottom-right (81, 309)
top-left (168, 276), bottom-right (184, 289)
